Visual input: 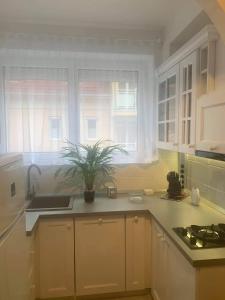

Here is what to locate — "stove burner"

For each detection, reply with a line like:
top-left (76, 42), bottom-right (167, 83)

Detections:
top-left (173, 223), bottom-right (225, 249)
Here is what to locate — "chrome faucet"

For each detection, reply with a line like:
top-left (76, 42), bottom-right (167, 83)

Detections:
top-left (26, 164), bottom-right (42, 200)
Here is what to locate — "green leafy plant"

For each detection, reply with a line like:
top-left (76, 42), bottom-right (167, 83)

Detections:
top-left (55, 140), bottom-right (127, 192)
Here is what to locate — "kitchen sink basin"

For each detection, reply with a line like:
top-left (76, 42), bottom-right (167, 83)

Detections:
top-left (26, 195), bottom-right (74, 211)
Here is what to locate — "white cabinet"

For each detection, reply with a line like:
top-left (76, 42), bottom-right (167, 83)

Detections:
top-left (151, 220), bottom-right (195, 300)
top-left (75, 215), bottom-right (125, 296)
top-left (196, 89), bottom-right (225, 154)
top-left (151, 220), bottom-right (168, 300)
top-left (179, 51), bottom-right (198, 154)
top-left (157, 65), bottom-right (179, 151)
top-left (126, 214), bottom-right (151, 291)
top-left (0, 214), bottom-right (30, 300)
top-left (166, 235), bottom-right (195, 300)
top-left (37, 217), bottom-right (74, 299)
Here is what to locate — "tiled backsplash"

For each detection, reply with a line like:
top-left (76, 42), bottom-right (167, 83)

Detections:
top-left (35, 149), bottom-right (178, 194)
top-left (186, 154), bottom-right (225, 210)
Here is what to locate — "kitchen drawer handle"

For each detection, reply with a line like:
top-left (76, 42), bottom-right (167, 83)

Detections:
top-left (209, 146), bottom-right (218, 151)
top-left (134, 216), bottom-right (138, 222)
top-left (98, 218), bottom-right (103, 224)
top-left (189, 144), bottom-right (195, 148)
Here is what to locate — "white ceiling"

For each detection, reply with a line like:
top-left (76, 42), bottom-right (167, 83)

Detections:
top-left (0, 0), bottom-right (197, 31)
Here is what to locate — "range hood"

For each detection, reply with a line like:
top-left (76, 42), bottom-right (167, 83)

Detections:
top-left (195, 150), bottom-right (225, 162)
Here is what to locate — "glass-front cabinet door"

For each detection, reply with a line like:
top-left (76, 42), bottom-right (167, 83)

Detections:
top-left (179, 51), bottom-right (197, 154)
top-left (157, 65), bottom-right (179, 151)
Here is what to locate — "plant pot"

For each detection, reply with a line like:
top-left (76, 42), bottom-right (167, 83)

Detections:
top-left (84, 190), bottom-right (95, 203)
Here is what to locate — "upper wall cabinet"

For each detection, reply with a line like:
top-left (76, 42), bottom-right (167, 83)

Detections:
top-left (179, 51), bottom-right (198, 154)
top-left (157, 65), bottom-right (179, 151)
top-left (156, 25), bottom-right (219, 154)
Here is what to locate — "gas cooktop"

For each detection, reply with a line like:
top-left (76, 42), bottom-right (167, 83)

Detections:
top-left (173, 224), bottom-right (225, 249)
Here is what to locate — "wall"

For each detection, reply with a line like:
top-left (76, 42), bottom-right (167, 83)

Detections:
top-left (161, 0), bottom-right (201, 61)
top-left (186, 155), bottom-right (225, 211)
top-left (34, 150), bottom-right (178, 195)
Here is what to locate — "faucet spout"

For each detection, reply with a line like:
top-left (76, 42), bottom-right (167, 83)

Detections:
top-left (27, 164), bottom-right (42, 200)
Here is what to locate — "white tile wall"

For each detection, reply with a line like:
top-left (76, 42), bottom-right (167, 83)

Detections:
top-left (186, 154), bottom-right (225, 210)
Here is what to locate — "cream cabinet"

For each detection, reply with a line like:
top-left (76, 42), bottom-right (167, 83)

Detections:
top-left (196, 88), bottom-right (225, 154)
top-left (75, 215), bottom-right (125, 296)
top-left (151, 220), bottom-right (168, 300)
top-left (157, 65), bottom-right (179, 151)
top-left (37, 217), bottom-right (74, 299)
top-left (179, 51), bottom-right (198, 154)
top-left (166, 234), bottom-right (195, 300)
top-left (0, 214), bottom-right (31, 300)
top-left (152, 219), bottom-right (195, 300)
top-left (126, 214), bottom-right (151, 291)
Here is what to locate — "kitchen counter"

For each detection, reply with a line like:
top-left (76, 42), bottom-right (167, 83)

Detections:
top-left (25, 194), bottom-right (225, 267)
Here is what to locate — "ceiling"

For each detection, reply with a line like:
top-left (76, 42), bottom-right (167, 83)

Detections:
top-left (0, 0), bottom-right (197, 31)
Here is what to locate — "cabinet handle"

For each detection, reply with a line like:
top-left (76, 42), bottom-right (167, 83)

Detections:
top-left (209, 146), bottom-right (218, 151)
top-left (189, 144), bottom-right (195, 148)
top-left (98, 218), bottom-right (103, 224)
top-left (157, 233), bottom-right (163, 238)
top-left (134, 216), bottom-right (138, 222)
top-left (67, 225), bottom-right (72, 230)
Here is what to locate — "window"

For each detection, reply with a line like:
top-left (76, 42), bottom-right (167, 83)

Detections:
top-left (49, 117), bottom-right (62, 140)
top-left (79, 69), bottom-right (138, 155)
top-left (4, 67), bottom-right (69, 153)
top-left (0, 53), bottom-right (154, 164)
top-left (87, 118), bottom-right (97, 140)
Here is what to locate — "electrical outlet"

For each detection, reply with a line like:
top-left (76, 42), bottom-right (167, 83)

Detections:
top-left (10, 182), bottom-right (16, 197)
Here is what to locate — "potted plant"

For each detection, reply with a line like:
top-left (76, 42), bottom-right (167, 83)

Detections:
top-left (55, 140), bottom-right (127, 203)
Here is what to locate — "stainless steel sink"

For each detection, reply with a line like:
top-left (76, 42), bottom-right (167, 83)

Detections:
top-left (26, 195), bottom-right (74, 211)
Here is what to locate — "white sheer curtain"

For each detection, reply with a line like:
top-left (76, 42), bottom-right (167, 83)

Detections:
top-left (4, 66), bottom-right (69, 164)
top-left (0, 50), bottom-right (155, 164)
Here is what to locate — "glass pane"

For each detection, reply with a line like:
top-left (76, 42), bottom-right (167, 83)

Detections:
top-left (158, 103), bottom-right (165, 122)
top-left (201, 73), bottom-right (207, 95)
top-left (188, 64), bottom-right (192, 90)
top-left (167, 75), bottom-right (176, 98)
top-left (182, 121), bottom-right (186, 144)
top-left (167, 122), bottom-right (175, 142)
top-left (201, 47), bottom-right (208, 71)
top-left (182, 94), bottom-right (186, 118)
top-left (188, 93), bottom-right (192, 118)
top-left (183, 67), bottom-right (187, 92)
top-left (159, 81), bottom-right (166, 101)
top-left (166, 99), bottom-right (175, 120)
top-left (187, 120), bottom-right (191, 144)
top-left (158, 124), bottom-right (165, 142)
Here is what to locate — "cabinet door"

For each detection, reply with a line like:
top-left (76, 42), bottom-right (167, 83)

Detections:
top-left (1, 214), bottom-right (30, 300)
top-left (75, 215), bottom-right (125, 296)
top-left (151, 220), bottom-right (168, 300)
top-left (179, 51), bottom-right (198, 154)
top-left (166, 235), bottom-right (195, 300)
top-left (196, 89), bottom-right (225, 154)
top-left (126, 214), bottom-right (151, 291)
top-left (38, 217), bottom-right (74, 299)
top-left (157, 65), bottom-right (179, 151)
top-left (0, 239), bottom-right (8, 300)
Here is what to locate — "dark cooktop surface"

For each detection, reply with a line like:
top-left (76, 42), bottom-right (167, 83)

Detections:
top-left (173, 224), bottom-right (225, 249)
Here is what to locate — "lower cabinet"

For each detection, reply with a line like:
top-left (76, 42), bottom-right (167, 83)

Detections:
top-left (152, 219), bottom-right (196, 300)
top-left (126, 214), bottom-right (151, 291)
top-left (37, 217), bottom-right (74, 299)
top-left (0, 213), bottom-right (31, 300)
top-left (75, 215), bottom-right (126, 295)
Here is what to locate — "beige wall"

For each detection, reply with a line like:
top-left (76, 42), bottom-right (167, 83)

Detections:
top-left (35, 150), bottom-right (178, 194)
top-left (161, 0), bottom-right (201, 62)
